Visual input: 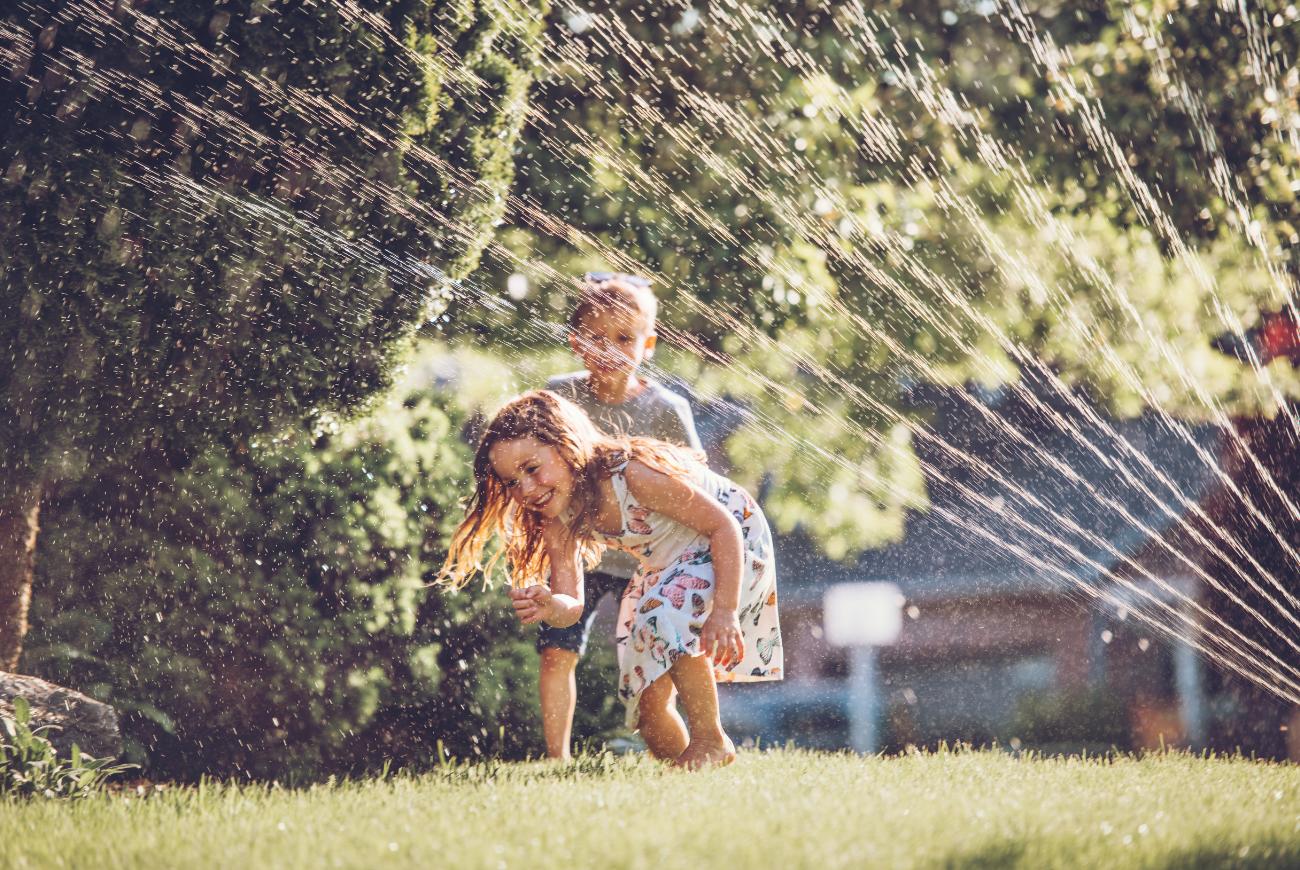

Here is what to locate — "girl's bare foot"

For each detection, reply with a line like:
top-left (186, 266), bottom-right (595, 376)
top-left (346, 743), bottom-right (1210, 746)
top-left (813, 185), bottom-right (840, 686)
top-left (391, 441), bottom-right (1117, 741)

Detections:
top-left (673, 734), bottom-right (736, 770)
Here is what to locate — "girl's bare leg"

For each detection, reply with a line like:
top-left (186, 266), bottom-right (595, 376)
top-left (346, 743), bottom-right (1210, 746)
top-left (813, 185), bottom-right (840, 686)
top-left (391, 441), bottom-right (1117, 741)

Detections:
top-left (669, 653), bottom-right (736, 769)
top-left (637, 673), bottom-right (690, 760)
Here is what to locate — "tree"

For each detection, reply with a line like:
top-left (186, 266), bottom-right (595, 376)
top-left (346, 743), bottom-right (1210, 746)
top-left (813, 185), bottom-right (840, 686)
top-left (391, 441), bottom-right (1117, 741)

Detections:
top-left (0, 0), bottom-right (543, 668)
top-left (465, 0), bottom-right (1298, 558)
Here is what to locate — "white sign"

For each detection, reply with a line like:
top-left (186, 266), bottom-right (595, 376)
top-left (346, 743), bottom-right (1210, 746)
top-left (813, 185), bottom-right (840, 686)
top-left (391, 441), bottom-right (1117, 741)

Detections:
top-left (823, 582), bottom-right (904, 647)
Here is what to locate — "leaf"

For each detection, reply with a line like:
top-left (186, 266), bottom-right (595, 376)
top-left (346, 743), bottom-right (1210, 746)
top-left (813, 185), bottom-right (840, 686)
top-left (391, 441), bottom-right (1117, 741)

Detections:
top-left (13, 696), bottom-right (29, 727)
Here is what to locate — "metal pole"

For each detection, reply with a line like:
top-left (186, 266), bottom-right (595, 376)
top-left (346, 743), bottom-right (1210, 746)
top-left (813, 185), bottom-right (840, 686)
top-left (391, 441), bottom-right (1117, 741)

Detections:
top-left (848, 644), bottom-right (880, 754)
top-left (1174, 634), bottom-right (1205, 749)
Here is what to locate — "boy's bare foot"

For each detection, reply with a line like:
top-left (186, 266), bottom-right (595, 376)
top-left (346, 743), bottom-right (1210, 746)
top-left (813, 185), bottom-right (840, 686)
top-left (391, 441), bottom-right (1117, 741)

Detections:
top-left (673, 735), bottom-right (736, 770)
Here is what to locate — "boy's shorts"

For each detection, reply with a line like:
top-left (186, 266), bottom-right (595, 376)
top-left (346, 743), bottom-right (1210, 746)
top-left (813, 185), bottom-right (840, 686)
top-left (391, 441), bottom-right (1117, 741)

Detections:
top-left (535, 571), bottom-right (628, 656)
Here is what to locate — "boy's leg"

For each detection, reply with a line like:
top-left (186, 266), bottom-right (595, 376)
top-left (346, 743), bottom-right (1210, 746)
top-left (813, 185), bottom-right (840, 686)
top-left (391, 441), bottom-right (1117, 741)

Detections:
top-left (668, 653), bottom-right (736, 768)
top-left (539, 647), bottom-right (579, 760)
top-left (637, 673), bottom-right (689, 760)
top-left (535, 571), bottom-right (626, 760)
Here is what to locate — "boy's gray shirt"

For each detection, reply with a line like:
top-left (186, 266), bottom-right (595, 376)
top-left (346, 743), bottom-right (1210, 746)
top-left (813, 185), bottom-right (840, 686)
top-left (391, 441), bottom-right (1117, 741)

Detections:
top-left (545, 371), bottom-right (703, 580)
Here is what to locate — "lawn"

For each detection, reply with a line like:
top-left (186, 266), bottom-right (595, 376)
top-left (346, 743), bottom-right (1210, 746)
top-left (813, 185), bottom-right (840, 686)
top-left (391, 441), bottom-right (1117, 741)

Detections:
top-left (3, 749), bottom-right (1299, 869)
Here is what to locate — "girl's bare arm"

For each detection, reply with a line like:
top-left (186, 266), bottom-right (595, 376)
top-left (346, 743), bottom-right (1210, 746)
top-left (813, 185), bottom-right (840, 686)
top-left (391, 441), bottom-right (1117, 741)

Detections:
top-left (510, 518), bottom-right (585, 628)
top-left (623, 461), bottom-right (745, 667)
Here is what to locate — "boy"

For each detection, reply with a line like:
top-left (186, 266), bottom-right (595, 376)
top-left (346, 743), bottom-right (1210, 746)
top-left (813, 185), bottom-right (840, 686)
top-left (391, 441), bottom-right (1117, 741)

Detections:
top-left (538, 272), bottom-right (702, 759)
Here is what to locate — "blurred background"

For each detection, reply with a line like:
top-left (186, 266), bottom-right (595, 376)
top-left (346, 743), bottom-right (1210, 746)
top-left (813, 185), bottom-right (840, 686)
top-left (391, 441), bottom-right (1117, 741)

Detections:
top-left (4, 0), bottom-right (1299, 779)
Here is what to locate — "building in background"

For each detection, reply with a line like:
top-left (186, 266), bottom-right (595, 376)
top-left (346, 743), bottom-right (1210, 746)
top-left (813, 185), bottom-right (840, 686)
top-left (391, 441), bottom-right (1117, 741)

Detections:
top-left (714, 371), bottom-right (1224, 754)
top-left (1196, 307), bottom-right (1300, 760)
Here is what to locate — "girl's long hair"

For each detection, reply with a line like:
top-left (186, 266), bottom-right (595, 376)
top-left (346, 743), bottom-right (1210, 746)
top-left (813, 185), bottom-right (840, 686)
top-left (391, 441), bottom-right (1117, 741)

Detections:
top-left (438, 389), bottom-right (703, 589)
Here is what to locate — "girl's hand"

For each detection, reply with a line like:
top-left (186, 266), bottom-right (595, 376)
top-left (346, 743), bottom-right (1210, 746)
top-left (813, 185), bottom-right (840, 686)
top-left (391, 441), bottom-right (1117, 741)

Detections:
top-left (509, 584), bottom-right (555, 625)
top-left (700, 609), bottom-right (744, 668)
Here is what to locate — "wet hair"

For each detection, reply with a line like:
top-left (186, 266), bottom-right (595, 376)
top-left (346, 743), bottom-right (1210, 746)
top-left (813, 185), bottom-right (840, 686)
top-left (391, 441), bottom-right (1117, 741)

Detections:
top-left (568, 277), bottom-right (658, 334)
top-left (438, 389), bottom-right (702, 589)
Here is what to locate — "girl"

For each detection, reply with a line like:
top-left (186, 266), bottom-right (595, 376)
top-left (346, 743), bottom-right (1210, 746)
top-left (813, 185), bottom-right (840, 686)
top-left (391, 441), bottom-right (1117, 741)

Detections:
top-left (440, 390), bottom-right (782, 768)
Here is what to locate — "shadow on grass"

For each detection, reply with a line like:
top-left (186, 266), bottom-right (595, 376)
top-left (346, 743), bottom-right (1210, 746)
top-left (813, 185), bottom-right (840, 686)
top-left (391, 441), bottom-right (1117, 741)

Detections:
top-left (422, 749), bottom-right (660, 786)
top-left (1155, 840), bottom-right (1300, 869)
top-left (938, 838), bottom-right (1300, 869)
top-left (939, 840), bottom-right (1027, 869)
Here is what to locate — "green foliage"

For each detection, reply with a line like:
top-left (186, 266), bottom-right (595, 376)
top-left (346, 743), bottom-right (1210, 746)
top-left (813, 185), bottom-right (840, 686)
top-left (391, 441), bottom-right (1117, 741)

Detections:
top-left (0, 0), bottom-right (543, 496)
top-left (468, 0), bottom-right (1299, 558)
top-left (0, 697), bottom-right (135, 800)
top-left (1008, 686), bottom-right (1131, 752)
top-left (25, 383), bottom-right (543, 780)
top-left (1047, 0), bottom-right (1300, 256)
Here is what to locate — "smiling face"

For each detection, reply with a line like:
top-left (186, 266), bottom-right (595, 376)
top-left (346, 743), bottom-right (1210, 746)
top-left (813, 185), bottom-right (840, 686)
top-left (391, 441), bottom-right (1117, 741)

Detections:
top-left (488, 436), bottom-right (577, 519)
top-left (568, 304), bottom-right (657, 378)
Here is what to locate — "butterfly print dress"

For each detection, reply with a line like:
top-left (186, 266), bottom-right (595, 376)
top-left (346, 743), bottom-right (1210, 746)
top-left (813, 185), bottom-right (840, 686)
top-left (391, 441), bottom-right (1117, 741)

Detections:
top-left (596, 459), bottom-right (783, 728)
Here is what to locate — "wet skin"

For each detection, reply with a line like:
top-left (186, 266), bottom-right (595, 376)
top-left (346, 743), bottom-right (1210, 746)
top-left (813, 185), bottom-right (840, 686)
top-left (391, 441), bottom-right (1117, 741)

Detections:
top-left (488, 436), bottom-right (576, 521)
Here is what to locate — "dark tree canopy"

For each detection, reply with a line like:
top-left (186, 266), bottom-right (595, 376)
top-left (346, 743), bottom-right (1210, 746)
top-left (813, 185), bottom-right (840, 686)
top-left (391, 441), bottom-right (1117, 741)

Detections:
top-left (0, 0), bottom-right (541, 491)
top-left (0, 0), bottom-right (544, 667)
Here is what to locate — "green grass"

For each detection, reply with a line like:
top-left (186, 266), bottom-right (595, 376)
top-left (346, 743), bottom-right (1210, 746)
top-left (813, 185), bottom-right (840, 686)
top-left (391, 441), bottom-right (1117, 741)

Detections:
top-left (3, 749), bottom-right (1299, 869)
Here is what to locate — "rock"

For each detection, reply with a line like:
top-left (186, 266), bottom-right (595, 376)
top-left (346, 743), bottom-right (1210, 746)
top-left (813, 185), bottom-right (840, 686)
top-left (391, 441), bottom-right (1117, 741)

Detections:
top-left (0, 672), bottom-right (122, 760)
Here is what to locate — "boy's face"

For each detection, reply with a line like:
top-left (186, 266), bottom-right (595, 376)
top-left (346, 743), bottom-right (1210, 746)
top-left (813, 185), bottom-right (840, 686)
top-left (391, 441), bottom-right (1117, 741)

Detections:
top-left (489, 436), bottom-right (576, 519)
top-left (568, 306), bottom-right (656, 378)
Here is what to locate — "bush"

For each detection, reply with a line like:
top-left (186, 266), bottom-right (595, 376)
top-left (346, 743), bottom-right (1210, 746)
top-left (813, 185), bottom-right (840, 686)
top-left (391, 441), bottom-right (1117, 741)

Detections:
top-left (1, 698), bottom-right (133, 799)
top-left (1007, 687), bottom-right (1131, 753)
top-left (25, 386), bottom-right (545, 780)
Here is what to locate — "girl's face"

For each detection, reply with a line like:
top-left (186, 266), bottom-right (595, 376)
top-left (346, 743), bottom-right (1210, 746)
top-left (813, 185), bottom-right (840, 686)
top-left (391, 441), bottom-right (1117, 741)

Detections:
top-left (488, 436), bottom-right (577, 519)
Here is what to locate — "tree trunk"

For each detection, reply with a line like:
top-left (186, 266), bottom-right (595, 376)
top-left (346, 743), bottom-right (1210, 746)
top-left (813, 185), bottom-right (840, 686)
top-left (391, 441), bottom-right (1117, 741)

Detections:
top-left (0, 480), bottom-right (41, 672)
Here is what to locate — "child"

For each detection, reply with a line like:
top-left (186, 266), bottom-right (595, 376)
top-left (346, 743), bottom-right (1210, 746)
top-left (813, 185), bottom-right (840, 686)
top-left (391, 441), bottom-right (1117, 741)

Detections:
top-left (440, 390), bottom-right (783, 768)
top-left (537, 273), bottom-right (703, 761)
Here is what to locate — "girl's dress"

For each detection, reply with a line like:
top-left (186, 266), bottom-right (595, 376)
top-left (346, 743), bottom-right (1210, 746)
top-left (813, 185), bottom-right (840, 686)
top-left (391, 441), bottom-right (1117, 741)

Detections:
top-left (594, 458), bottom-right (783, 728)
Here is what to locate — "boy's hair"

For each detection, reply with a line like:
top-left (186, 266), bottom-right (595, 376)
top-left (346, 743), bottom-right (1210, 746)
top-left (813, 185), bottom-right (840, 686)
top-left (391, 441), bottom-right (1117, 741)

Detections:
top-left (439, 389), bottom-right (702, 589)
top-left (569, 276), bottom-right (658, 333)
